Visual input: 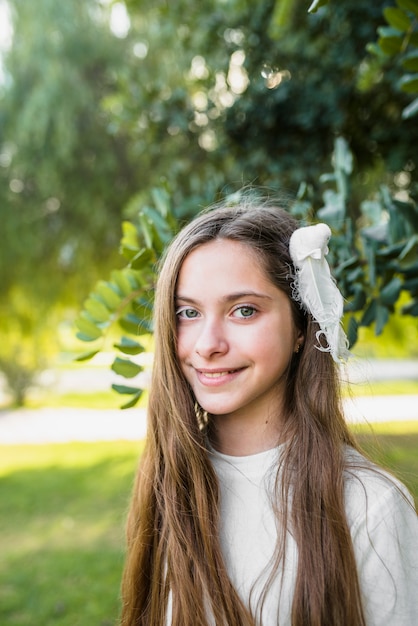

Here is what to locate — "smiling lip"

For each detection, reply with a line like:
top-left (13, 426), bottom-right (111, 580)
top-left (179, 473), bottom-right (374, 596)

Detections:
top-left (195, 367), bottom-right (244, 386)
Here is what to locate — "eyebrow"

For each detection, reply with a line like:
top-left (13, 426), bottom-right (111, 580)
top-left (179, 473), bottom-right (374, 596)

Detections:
top-left (175, 291), bottom-right (273, 304)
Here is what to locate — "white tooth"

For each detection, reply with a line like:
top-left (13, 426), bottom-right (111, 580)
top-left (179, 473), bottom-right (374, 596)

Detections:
top-left (204, 371), bottom-right (234, 378)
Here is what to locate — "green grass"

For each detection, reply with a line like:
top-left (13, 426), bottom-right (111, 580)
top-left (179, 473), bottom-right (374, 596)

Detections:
top-left (3, 386), bottom-right (150, 411)
top-left (0, 426), bottom-right (417, 625)
top-left (0, 442), bottom-right (143, 626)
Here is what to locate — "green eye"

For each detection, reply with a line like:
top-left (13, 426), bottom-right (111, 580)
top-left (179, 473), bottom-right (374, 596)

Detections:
top-left (177, 307), bottom-right (199, 319)
top-left (236, 306), bottom-right (256, 318)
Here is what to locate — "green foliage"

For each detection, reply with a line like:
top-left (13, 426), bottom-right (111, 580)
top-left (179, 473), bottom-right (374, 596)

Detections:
top-left (224, 3), bottom-right (417, 186)
top-left (0, 0), bottom-right (139, 401)
top-left (0, 0), bottom-right (133, 300)
top-left (371, 0), bottom-right (418, 119)
top-left (76, 186), bottom-right (182, 407)
top-left (293, 138), bottom-right (418, 346)
top-left (0, 287), bottom-right (60, 406)
top-left (308, 0), bottom-right (328, 14)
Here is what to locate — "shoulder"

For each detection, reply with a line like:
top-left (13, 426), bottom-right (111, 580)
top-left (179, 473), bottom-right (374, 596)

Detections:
top-left (343, 446), bottom-right (416, 535)
top-left (343, 448), bottom-right (418, 625)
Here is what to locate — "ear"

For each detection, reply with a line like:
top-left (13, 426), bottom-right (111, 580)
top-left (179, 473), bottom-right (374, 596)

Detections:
top-left (294, 329), bottom-right (304, 353)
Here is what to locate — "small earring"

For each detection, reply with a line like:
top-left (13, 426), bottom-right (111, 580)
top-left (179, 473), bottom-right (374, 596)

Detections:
top-left (295, 343), bottom-right (302, 354)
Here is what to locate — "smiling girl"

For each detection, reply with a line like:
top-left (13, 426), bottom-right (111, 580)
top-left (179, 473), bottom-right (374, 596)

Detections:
top-left (120, 200), bottom-right (417, 626)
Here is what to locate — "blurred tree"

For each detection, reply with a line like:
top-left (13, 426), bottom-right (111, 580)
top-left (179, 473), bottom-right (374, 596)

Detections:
top-left (0, 0), bottom-right (137, 402)
top-left (224, 2), bottom-right (418, 189)
top-left (0, 0), bottom-right (136, 301)
top-left (3, 0), bottom-right (416, 303)
top-left (117, 0), bottom-right (417, 198)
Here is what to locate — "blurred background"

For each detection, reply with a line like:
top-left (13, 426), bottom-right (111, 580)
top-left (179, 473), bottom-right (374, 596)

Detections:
top-left (0, 1), bottom-right (417, 624)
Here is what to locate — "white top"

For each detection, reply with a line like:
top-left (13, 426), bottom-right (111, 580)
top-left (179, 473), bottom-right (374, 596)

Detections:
top-left (209, 445), bottom-right (418, 625)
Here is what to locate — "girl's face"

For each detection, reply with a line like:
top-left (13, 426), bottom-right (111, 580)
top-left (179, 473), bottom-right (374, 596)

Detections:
top-left (175, 239), bottom-right (302, 429)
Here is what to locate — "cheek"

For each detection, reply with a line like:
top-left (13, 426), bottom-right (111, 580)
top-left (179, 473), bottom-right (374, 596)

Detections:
top-left (176, 326), bottom-right (193, 361)
top-left (258, 331), bottom-right (297, 366)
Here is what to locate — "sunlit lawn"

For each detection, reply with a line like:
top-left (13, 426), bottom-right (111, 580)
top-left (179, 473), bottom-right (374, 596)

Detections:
top-left (0, 441), bottom-right (143, 626)
top-left (0, 423), bottom-right (417, 625)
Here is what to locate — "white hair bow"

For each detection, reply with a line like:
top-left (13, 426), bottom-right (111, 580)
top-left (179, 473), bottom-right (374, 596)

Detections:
top-left (289, 223), bottom-right (350, 363)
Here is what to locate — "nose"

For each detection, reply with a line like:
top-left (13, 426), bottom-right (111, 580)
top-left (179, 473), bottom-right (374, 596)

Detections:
top-left (194, 317), bottom-right (228, 359)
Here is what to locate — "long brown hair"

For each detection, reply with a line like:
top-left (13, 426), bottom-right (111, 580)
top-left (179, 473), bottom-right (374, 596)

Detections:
top-left (120, 199), bottom-right (366, 625)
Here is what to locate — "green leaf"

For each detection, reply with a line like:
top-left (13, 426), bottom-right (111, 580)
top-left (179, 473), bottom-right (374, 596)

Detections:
top-left (139, 213), bottom-right (154, 249)
top-left (402, 298), bottom-right (418, 315)
top-left (139, 215), bottom-right (167, 255)
top-left (346, 266), bottom-right (363, 283)
top-left (151, 187), bottom-right (170, 218)
top-left (75, 333), bottom-right (99, 343)
top-left (133, 299), bottom-right (153, 321)
top-left (319, 173), bottom-right (336, 184)
top-left (345, 284), bottom-right (366, 312)
top-left (84, 297), bottom-right (112, 324)
top-left (122, 220), bottom-right (139, 247)
top-left (366, 42), bottom-right (387, 58)
top-left (114, 336), bottom-right (145, 355)
top-left (399, 234), bottom-right (418, 261)
top-left (142, 206), bottom-right (173, 244)
top-left (119, 313), bottom-right (152, 335)
top-left (111, 357), bottom-right (143, 378)
top-left (402, 96), bottom-right (418, 118)
top-left (334, 136), bottom-right (353, 175)
top-left (75, 313), bottom-right (103, 340)
top-left (402, 52), bottom-right (418, 72)
top-left (378, 242), bottom-right (405, 259)
top-left (410, 32), bottom-right (418, 46)
top-left (120, 221), bottom-right (140, 261)
top-left (396, 0), bottom-right (418, 18)
top-left (110, 269), bottom-right (137, 297)
top-left (375, 304), bottom-right (390, 335)
top-left (75, 349), bottom-right (100, 362)
top-left (347, 316), bottom-right (359, 348)
top-left (95, 281), bottom-right (122, 311)
top-left (271, 0), bottom-right (297, 28)
top-left (121, 391), bottom-right (144, 409)
top-left (112, 383), bottom-right (143, 395)
top-left (378, 33), bottom-right (404, 56)
top-left (317, 191), bottom-right (345, 228)
top-left (130, 248), bottom-right (155, 270)
top-left (403, 276), bottom-right (418, 292)
top-left (399, 73), bottom-right (418, 93)
top-left (384, 7), bottom-right (411, 32)
top-left (360, 299), bottom-right (378, 327)
top-left (308, 0), bottom-right (328, 13)
top-left (119, 314), bottom-right (141, 335)
top-left (379, 277), bottom-right (403, 306)
top-left (361, 199), bottom-right (384, 224)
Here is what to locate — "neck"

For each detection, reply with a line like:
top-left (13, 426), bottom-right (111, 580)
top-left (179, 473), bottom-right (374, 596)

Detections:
top-left (208, 409), bottom-right (283, 456)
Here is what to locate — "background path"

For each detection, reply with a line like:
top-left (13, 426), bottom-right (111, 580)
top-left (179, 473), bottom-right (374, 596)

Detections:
top-left (0, 396), bottom-right (417, 445)
top-left (0, 359), bottom-right (417, 444)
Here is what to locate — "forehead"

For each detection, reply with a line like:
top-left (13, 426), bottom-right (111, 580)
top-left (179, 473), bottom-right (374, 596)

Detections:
top-left (176, 239), bottom-right (273, 294)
